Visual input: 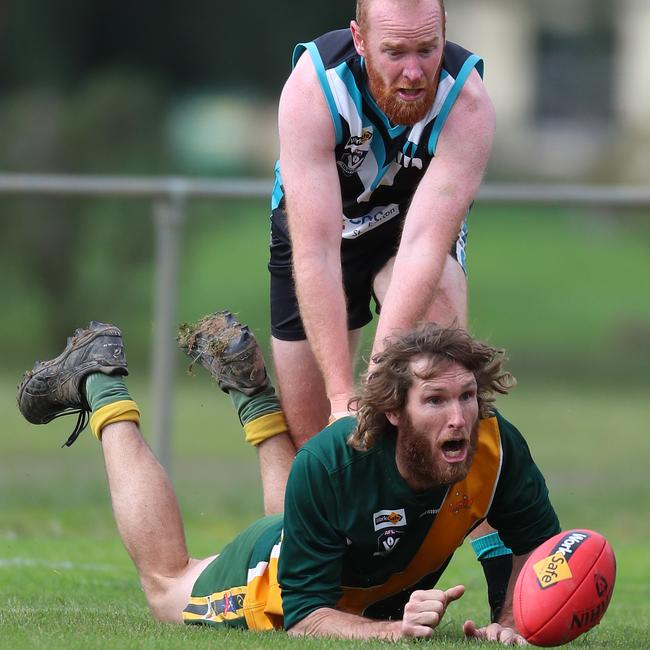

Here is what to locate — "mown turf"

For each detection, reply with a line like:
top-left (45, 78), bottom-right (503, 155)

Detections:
top-left (2, 374), bottom-right (649, 648)
top-left (2, 204), bottom-right (649, 647)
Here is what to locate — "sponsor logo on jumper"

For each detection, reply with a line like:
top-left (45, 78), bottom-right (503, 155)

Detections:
top-left (570, 591), bottom-right (613, 630)
top-left (342, 203), bottom-right (400, 239)
top-left (533, 531), bottom-right (590, 589)
top-left (448, 491), bottom-right (473, 514)
top-left (337, 128), bottom-right (374, 176)
top-left (373, 508), bottom-right (406, 531)
top-left (374, 528), bottom-right (403, 557)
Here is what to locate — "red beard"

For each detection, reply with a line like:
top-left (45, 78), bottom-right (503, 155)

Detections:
top-left (366, 56), bottom-right (439, 126)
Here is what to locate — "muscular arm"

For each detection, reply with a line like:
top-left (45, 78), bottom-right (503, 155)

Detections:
top-left (279, 54), bottom-right (355, 413)
top-left (288, 585), bottom-right (465, 640)
top-left (372, 70), bottom-right (495, 356)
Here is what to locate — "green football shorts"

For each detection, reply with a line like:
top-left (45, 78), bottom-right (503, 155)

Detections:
top-left (182, 514), bottom-right (283, 629)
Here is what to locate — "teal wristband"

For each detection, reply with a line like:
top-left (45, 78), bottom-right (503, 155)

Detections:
top-left (471, 532), bottom-right (513, 560)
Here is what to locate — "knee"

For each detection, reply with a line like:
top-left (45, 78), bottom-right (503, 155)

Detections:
top-left (142, 556), bottom-right (216, 624)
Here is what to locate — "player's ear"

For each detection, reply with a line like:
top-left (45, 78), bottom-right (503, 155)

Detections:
top-left (350, 20), bottom-right (366, 56)
top-left (385, 410), bottom-right (400, 427)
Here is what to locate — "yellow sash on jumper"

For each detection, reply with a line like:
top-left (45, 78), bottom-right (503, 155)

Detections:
top-left (336, 417), bottom-right (502, 614)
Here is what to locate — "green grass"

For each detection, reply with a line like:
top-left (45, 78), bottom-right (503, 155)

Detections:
top-left (2, 204), bottom-right (649, 646)
top-left (2, 373), bottom-right (649, 648)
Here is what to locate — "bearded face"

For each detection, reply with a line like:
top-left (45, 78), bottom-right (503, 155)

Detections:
top-left (396, 409), bottom-right (478, 490)
top-left (351, 0), bottom-right (445, 126)
top-left (390, 360), bottom-right (480, 492)
top-left (365, 53), bottom-right (439, 126)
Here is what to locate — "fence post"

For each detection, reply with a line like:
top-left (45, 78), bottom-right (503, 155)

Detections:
top-left (151, 189), bottom-right (186, 470)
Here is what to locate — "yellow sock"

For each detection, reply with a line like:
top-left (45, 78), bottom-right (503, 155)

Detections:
top-left (243, 411), bottom-right (288, 446)
top-left (89, 400), bottom-right (141, 440)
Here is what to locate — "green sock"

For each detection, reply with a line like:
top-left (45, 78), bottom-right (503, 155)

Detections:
top-left (228, 384), bottom-right (282, 426)
top-left (84, 373), bottom-right (133, 412)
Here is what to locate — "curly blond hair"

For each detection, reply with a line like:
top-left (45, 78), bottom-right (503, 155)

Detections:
top-left (348, 323), bottom-right (514, 451)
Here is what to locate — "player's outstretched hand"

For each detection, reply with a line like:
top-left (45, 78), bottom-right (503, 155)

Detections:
top-left (463, 619), bottom-right (528, 645)
top-left (401, 585), bottom-right (465, 638)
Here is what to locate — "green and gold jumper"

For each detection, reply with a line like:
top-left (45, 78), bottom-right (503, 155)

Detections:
top-left (183, 412), bottom-right (559, 630)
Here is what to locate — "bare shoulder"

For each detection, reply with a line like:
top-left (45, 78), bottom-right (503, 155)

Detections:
top-left (279, 52), bottom-right (334, 147)
top-left (458, 69), bottom-right (493, 112)
top-left (437, 69), bottom-right (495, 157)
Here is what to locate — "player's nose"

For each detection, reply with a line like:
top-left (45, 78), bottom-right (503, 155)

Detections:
top-left (447, 401), bottom-right (466, 429)
top-left (402, 57), bottom-right (424, 83)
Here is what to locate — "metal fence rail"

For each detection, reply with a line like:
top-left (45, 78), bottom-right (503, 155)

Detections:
top-left (2, 172), bottom-right (648, 469)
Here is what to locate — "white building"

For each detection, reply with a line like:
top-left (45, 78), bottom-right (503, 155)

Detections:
top-left (447, 0), bottom-right (650, 182)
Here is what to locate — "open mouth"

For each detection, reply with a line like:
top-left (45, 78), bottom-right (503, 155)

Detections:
top-left (440, 438), bottom-right (468, 463)
top-left (397, 88), bottom-right (424, 101)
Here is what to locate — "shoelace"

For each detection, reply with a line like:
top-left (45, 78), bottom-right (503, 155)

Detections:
top-left (49, 409), bottom-right (90, 448)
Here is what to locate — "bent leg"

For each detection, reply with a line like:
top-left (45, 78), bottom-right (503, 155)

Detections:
top-left (256, 432), bottom-right (295, 514)
top-left (373, 254), bottom-right (468, 328)
top-left (271, 338), bottom-right (329, 448)
top-left (101, 420), bottom-right (210, 622)
top-left (271, 330), bottom-right (361, 448)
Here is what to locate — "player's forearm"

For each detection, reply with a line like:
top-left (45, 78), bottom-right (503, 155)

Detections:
top-left (288, 607), bottom-right (402, 640)
top-left (372, 251), bottom-right (447, 356)
top-left (292, 254), bottom-right (355, 406)
top-left (496, 553), bottom-right (530, 630)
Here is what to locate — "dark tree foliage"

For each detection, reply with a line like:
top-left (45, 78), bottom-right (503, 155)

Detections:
top-left (0, 1), bottom-right (355, 364)
top-left (0, 0), bottom-right (354, 92)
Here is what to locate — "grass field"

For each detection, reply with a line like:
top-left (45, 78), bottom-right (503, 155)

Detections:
top-left (2, 204), bottom-right (649, 648)
top-left (2, 375), bottom-right (649, 648)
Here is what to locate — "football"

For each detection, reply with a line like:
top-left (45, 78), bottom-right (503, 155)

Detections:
top-left (513, 529), bottom-right (616, 647)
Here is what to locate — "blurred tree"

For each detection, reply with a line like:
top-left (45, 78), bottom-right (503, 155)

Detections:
top-left (0, 0), bottom-right (355, 93)
top-left (0, 72), bottom-right (164, 360)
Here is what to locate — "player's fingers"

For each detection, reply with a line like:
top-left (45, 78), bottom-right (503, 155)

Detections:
top-left (404, 597), bottom-right (444, 618)
top-left (401, 622), bottom-right (435, 638)
top-left (485, 622), bottom-right (504, 642)
top-left (498, 626), bottom-right (515, 645)
top-left (463, 619), bottom-right (483, 639)
top-left (496, 626), bottom-right (529, 646)
top-left (512, 631), bottom-right (529, 646)
top-left (411, 610), bottom-right (441, 628)
top-left (409, 588), bottom-right (444, 603)
top-left (444, 584), bottom-right (465, 603)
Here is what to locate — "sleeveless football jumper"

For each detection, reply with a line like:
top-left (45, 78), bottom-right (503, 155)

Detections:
top-left (269, 30), bottom-right (484, 340)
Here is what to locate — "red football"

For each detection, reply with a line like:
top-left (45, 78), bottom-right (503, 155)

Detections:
top-left (513, 529), bottom-right (616, 647)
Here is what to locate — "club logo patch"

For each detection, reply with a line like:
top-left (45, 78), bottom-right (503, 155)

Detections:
top-left (447, 491), bottom-right (473, 514)
top-left (373, 508), bottom-right (406, 531)
top-left (337, 129), bottom-right (373, 176)
top-left (374, 528), bottom-right (403, 557)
